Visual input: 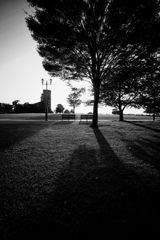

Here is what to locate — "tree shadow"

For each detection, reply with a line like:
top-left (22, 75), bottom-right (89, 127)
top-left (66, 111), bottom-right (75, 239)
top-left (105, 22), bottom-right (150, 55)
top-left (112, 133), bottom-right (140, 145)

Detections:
top-left (0, 122), bottom-right (49, 151)
top-left (54, 121), bottom-right (75, 125)
top-left (0, 121), bottom-right (73, 151)
top-left (124, 120), bottom-right (160, 133)
top-left (118, 130), bottom-right (160, 173)
top-left (79, 121), bottom-right (92, 125)
top-left (2, 129), bottom-right (160, 239)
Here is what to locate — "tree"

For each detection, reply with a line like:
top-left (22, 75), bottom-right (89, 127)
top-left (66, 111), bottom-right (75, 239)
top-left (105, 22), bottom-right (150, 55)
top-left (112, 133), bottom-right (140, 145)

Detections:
top-left (4, 104), bottom-right (13, 113)
top-left (26, 0), bottom-right (160, 127)
top-left (112, 108), bottom-right (119, 115)
top-left (12, 100), bottom-right (20, 112)
top-left (138, 53), bottom-right (160, 120)
top-left (0, 103), bottom-right (13, 113)
top-left (64, 109), bottom-right (70, 114)
top-left (100, 46), bottom-right (146, 121)
top-left (67, 87), bottom-right (85, 113)
top-left (100, 76), bottom-right (144, 121)
top-left (55, 104), bottom-right (64, 113)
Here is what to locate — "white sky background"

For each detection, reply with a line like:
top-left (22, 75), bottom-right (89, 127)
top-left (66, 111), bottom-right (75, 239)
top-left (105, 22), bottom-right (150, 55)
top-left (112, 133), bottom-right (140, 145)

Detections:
top-left (0, 0), bottom-right (144, 114)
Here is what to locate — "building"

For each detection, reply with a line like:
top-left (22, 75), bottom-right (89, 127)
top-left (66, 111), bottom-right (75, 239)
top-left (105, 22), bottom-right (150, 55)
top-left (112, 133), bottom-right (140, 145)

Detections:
top-left (40, 89), bottom-right (51, 112)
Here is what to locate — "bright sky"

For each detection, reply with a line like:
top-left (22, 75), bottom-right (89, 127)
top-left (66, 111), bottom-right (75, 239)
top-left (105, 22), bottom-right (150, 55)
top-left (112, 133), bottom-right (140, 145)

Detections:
top-left (0, 0), bottom-right (143, 114)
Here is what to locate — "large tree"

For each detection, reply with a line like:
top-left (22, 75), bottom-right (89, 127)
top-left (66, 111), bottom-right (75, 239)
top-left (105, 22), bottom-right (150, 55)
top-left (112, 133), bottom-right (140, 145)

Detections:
top-left (26, 0), bottom-right (160, 127)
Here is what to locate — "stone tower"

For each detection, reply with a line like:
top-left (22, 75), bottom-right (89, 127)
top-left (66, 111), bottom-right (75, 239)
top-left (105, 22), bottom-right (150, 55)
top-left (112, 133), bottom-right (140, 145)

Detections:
top-left (41, 89), bottom-right (51, 112)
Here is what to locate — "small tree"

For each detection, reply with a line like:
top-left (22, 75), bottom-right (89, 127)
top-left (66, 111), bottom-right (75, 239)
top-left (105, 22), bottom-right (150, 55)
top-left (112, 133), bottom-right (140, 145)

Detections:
top-left (64, 109), bottom-right (70, 114)
top-left (67, 87), bottom-right (85, 113)
top-left (55, 104), bottom-right (64, 113)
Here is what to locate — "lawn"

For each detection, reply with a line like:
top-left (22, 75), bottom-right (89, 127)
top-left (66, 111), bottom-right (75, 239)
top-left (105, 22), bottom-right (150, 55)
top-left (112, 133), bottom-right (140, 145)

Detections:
top-left (0, 119), bottom-right (160, 239)
top-left (0, 112), bottom-right (158, 121)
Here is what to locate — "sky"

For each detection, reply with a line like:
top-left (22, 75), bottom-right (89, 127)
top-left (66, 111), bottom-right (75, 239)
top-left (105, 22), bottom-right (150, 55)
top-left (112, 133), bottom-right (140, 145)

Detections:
top-left (0, 0), bottom-right (143, 114)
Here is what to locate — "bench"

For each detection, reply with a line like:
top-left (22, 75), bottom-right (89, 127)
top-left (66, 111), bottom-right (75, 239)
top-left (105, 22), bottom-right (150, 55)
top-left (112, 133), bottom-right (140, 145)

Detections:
top-left (79, 114), bottom-right (93, 124)
top-left (62, 114), bottom-right (76, 121)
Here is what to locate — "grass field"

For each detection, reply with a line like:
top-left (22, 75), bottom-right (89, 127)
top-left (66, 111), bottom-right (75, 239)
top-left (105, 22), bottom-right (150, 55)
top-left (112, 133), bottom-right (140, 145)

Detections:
top-left (0, 117), bottom-right (160, 239)
top-left (0, 112), bottom-right (158, 121)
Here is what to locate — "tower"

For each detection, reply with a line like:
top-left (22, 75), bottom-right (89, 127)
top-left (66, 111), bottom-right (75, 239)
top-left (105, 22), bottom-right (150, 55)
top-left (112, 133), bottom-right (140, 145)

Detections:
top-left (41, 89), bottom-right (51, 112)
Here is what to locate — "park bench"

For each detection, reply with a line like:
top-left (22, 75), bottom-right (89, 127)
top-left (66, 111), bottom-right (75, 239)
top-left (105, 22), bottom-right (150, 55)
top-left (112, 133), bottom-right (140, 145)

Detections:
top-left (62, 114), bottom-right (76, 121)
top-left (79, 114), bottom-right (93, 124)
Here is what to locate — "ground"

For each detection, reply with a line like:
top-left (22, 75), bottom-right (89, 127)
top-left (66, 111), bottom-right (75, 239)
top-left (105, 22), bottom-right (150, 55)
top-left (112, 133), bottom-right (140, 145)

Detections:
top-left (0, 114), bottom-right (160, 239)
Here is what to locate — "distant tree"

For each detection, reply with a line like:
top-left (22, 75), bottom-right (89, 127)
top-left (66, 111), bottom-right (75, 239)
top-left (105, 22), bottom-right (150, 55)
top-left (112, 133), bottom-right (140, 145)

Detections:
top-left (12, 100), bottom-right (19, 110)
top-left (12, 100), bottom-right (19, 105)
top-left (112, 108), bottom-right (119, 115)
top-left (67, 87), bottom-right (85, 113)
top-left (0, 103), bottom-right (12, 113)
top-left (101, 77), bottom-right (143, 121)
top-left (64, 109), bottom-right (70, 114)
top-left (0, 103), bottom-right (5, 113)
top-left (138, 53), bottom-right (160, 120)
top-left (4, 104), bottom-right (13, 113)
top-left (12, 100), bottom-right (20, 112)
top-left (100, 46), bottom-right (146, 121)
top-left (55, 104), bottom-right (64, 113)
top-left (26, 0), bottom-right (160, 127)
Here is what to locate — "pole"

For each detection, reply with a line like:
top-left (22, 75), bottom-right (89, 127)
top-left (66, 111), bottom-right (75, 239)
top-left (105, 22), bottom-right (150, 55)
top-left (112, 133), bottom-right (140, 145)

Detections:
top-left (41, 78), bottom-right (52, 121)
top-left (45, 104), bottom-right (48, 121)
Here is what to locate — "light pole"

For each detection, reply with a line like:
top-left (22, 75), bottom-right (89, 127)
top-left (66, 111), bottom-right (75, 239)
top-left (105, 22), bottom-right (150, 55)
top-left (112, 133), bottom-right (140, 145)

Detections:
top-left (41, 78), bottom-right (52, 121)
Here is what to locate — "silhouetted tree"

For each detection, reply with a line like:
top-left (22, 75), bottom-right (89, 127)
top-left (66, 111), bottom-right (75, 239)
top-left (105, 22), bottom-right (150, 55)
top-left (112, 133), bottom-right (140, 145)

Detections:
top-left (100, 45), bottom-right (146, 121)
top-left (0, 103), bottom-right (13, 113)
top-left (26, 0), bottom-right (160, 127)
top-left (67, 87), bottom-right (85, 113)
top-left (138, 53), bottom-right (160, 120)
top-left (4, 104), bottom-right (13, 113)
top-left (64, 109), bottom-right (70, 114)
top-left (12, 100), bottom-right (19, 111)
top-left (55, 104), bottom-right (64, 113)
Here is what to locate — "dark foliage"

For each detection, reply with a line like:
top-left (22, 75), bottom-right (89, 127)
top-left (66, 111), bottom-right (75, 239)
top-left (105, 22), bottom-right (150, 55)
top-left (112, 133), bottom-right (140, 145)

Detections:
top-left (0, 103), bottom-right (13, 113)
top-left (55, 104), bottom-right (64, 113)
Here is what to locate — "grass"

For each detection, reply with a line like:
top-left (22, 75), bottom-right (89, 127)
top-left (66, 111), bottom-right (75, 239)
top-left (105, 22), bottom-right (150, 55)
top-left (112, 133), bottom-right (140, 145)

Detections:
top-left (0, 119), bottom-right (160, 239)
top-left (0, 112), bottom-right (159, 121)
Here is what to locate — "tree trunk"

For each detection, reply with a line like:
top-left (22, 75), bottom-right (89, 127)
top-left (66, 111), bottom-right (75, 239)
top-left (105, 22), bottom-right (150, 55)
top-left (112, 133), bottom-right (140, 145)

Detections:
top-left (73, 105), bottom-right (75, 114)
top-left (91, 85), bottom-right (100, 128)
top-left (153, 96), bottom-right (156, 121)
top-left (119, 109), bottom-right (124, 121)
top-left (153, 113), bottom-right (155, 121)
top-left (118, 94), bottom-right (123, 121)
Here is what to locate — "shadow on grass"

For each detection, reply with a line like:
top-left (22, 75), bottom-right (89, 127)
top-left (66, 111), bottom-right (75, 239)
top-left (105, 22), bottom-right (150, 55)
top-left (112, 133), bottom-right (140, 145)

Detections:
top-left (118, 129), bottom-right (160, 173)
top-left (124, 120), bottom-right (160, 133)
top-left (79, 121), bottom-right (92, 125)
top-left (0, 121), bottom-right (73, 151)
top-left (1, 129), bottom-right (160, 239)
top-left (0, 122), bottom-right (48, 150)
top-left (60, 120), bottom-right (76, 124)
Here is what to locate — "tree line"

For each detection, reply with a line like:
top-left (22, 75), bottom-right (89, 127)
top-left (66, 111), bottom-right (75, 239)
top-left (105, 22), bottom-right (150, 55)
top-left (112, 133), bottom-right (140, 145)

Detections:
top-left (0, 100), bottom-right (51, 113)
